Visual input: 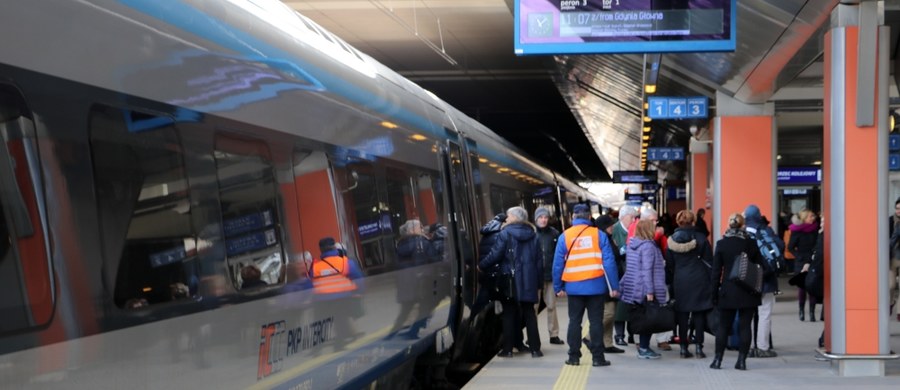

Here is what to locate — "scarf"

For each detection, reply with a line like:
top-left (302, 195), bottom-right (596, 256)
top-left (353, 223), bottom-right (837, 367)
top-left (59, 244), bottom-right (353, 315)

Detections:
top-left (789, 222), bottom-right (818, 233)
top-left (723, 228), bottom-right (748, 239)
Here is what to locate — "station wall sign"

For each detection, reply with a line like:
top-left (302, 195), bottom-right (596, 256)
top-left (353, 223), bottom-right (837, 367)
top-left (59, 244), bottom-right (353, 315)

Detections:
top-left (647, 147), bottom-right (685, 161)
top-left (647, 96), bottom-right (708, 119)
top-left (514, 0), bottom-right (737, 55)
top-left (613, 170), bottom-right (657, 184)
top-left (777, 167), bottom-right (822, 184)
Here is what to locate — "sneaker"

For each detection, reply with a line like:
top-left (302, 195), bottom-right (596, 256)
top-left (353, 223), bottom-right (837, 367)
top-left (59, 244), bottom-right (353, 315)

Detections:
top-left (549, 337), bottom-right (565, 345)
top-left (755, 349), bottom-right (778, 358)
top-left (565, 356), bottom-right (580, 366)
top-left (638, 348), bottom-right (661, 359)
top-left (657, 342), bottom-right (672, 351)
top-left (614, 336), bottom-right (627, 346)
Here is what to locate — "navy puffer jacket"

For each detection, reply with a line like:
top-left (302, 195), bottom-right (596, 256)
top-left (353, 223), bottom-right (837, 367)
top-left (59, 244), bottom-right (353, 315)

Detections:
top-left (479, 221), bottom-right (543, 303)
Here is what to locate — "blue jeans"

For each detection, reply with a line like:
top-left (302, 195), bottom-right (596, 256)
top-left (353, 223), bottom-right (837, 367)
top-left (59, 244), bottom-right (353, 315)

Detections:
top-left (567, 294), bottom-right (606, 358)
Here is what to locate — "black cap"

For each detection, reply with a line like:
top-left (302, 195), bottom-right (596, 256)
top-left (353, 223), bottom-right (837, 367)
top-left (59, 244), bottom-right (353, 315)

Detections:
top-left (573, 204), bottom-right (589, 214)
top-left (595, 215), bottom-right (615, 231)
top-left (319, 237), bottom-right (336, 251)
top-left (493, 213), bottom-right (507, 222)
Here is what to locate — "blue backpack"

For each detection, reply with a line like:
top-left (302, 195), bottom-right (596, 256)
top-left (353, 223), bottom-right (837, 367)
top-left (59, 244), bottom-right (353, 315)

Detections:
top-left (745, 225), bottom-right (786, 274)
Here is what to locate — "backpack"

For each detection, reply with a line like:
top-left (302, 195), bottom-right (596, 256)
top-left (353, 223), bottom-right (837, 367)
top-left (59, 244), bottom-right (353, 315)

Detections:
top-left (745, 225), bottom-right (785, 274)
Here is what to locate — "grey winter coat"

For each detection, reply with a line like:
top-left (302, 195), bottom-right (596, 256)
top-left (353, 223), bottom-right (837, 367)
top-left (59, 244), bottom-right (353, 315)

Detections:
top-left (480, 221), bottom-right (543, 303)
top-left (666, 227), bottom-right (714, 312)
top-left (619, 237), bottom-right (668, 305)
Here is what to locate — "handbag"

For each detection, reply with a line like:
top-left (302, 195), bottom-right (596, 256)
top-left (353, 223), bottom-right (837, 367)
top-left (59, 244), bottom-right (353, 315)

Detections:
top-left (627, 301), bottom-right (675, 334)
top-left (496, 272), bottom-right (517, 300)
top-left (728, 251), bottom-right (763, 294)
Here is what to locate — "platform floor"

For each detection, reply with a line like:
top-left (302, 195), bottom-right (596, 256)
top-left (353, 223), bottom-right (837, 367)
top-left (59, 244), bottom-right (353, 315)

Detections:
top-left (464, 281), bottom-right (900, 389)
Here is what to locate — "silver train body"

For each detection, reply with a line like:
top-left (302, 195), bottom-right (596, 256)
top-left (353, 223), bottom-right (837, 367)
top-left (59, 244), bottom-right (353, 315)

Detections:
top-left (0, 1), bottom-right (601, 388)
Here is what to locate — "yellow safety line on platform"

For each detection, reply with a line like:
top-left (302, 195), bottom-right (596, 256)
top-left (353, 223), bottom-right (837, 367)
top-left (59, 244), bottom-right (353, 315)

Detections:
top-left (551, 326), bottom-right (590, 390)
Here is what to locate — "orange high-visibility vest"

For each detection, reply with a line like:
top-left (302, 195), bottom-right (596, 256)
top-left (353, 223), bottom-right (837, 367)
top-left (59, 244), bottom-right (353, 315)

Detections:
top-left (561, 225), bottom-right (605, 282)
top-left (310, 255), bottom-right (357, 294)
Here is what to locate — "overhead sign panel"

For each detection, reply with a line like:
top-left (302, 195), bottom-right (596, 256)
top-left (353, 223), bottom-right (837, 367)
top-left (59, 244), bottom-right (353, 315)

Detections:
top-left (514, 0), bottom-right (736, 55)
top-left (648, 96), bottom-right (708, 119)
top-left (777, 167), bottom-right (822, 184)
top-left (613, 170), bottom-right (658, 184)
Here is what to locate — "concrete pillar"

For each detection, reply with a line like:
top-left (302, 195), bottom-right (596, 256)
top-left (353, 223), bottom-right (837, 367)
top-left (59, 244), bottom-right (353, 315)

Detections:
top-left (823, 1), bottom-right (892, 376)
top-left (712, 92), bottom-right (777, 243)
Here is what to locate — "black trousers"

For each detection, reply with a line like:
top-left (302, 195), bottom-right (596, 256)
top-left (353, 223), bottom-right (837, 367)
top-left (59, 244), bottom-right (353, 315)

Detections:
top-left (501, 300), bottom-right (540, 353)
top-left (567, 294), bottom-right (606, 358)
top-left (715, 307), bottom-right (755, 356)
top-left (676, 310), bottom-right (708, 346)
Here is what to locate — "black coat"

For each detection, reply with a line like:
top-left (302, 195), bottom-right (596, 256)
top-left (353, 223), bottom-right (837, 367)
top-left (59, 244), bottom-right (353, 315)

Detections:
top-left (788, 225), bottom-right (818, 266)
top-left (478, 219), bottom-right (504, 278)
top-left (666, 227), bottom-right (714, 312)
top-left (711, 231), bottom-right (763, 309)
top-left (536, 225), bottom-right (559, 282)
top-left (480, 221), bottom-right (542, 303)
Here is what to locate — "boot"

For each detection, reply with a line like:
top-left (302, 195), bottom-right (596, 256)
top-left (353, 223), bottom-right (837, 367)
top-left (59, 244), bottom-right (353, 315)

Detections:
top-left (680, 344), bottom-right (694, 358)
top-left (709, 353), bottom-right (722, 369)
top-left (799, 307), bottom-right (805, 321)
top-left (735, 353), bottom-right (747, 370)
top-left (809, 306), bottom-right (816, 322)
top-left (695, 344), bottom-right (707, 359)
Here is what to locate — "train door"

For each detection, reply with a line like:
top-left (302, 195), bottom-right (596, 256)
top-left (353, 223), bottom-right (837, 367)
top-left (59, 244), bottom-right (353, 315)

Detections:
top-left (441, 141), bottom-right (478, 316)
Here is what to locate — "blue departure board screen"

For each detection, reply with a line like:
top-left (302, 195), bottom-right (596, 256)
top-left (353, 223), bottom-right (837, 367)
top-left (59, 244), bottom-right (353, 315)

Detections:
top-left (514, 0), bottom-right (736, 55)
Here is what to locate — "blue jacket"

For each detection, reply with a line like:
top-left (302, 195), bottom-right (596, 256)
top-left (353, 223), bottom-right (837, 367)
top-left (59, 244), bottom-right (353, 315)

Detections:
top-left (552, 219), bottom-right (620, 296)
top-left (479, 221), bottom-right (543, 303)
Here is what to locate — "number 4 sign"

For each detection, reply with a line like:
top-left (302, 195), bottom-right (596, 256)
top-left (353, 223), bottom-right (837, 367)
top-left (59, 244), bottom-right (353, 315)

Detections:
top-left (647, 96), bottom-right (708, 119)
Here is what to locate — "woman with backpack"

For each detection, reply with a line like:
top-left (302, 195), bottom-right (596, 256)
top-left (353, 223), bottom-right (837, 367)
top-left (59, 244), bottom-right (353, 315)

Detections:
top-left (789, 209), bottom-right (820, 321)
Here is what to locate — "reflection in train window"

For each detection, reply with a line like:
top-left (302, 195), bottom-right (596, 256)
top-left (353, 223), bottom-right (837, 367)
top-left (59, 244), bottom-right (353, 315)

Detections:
top-left (336, 159), bottom-right (386, 270)
top-left (90, 106), bottom-right (199, 308)
top-left (214, 135), bottom-right (284, 290)
top-left (0, 85), bottom-right (53, 332)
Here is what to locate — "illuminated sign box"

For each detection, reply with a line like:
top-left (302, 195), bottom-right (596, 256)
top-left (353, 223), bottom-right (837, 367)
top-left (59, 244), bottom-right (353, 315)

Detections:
top-left (514, 0), bottom-right (736, 55)
top-left (613, 170), bottom-right (658, 184)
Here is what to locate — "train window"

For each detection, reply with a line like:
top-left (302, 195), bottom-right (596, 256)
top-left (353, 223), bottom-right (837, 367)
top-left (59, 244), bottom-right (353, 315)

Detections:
top-left (90, 106), bottom-right (199, 308)
top-left (489, 184), bottom-right (523, 216)
top-left (0, 85), bottom-right (53, 332)
top-left (214, 135), bottom-right (284, 290)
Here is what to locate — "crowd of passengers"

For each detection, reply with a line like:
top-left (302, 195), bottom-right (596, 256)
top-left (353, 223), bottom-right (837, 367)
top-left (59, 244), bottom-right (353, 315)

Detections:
top-left (472, 201), bottom-right (877, 370)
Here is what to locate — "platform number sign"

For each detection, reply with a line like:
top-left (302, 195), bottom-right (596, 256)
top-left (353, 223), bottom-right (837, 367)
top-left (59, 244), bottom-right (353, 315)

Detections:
top-left (890, 154), bottom-right (900, 171)
top-left (648, 97), bottom-right (708, 119)
top-left (890, 134), bottom-right (900, 152)
top-left (647, 147), bottom-right (685, 161)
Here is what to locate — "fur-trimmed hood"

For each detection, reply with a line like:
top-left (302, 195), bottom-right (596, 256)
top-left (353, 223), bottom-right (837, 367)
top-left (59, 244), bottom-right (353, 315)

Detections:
top-left (666, 237), bottom-right (697, 253)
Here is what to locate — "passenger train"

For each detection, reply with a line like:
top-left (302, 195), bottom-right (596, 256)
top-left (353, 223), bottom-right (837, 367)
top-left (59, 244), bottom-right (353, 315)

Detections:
top-left (0, 0), bottom-right (602, 388)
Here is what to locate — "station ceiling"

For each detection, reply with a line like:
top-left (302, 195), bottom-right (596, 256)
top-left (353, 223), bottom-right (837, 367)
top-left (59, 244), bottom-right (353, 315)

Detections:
top-left (285, 0), bottom-right (900, 184)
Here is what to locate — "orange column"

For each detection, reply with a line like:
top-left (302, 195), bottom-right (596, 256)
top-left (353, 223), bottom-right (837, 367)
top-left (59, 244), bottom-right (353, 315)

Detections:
top-left (689, 141), bottom-right (710, 240)
top-left (713, 113), bottom-right (776, 242)
top-left (822, 2), bottom-right (892, 376)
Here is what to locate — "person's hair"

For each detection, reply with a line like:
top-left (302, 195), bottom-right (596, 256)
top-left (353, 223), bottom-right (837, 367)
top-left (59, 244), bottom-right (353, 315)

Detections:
top-left (798, 209), bottom-right (816, 223)
top-left (241, 264), bottom-right (262, 281)
top-left (507, 206), bottom-right (528, 222)
top-left (619, 205), bottom-right (637, 219)
top-left (895, 197), bottom-right (900, 207)
top-left (400, 219), bottom-right (422, 236)
top-left (635, 219), bottom-right (656, 240)
top-left (696, 208), bottom-right (705, 218)
top-left (728, 213), bottom-right (745, 229)
top-left (675, 210), bottom-right (695, 227)
top-left (640, 207), bottom-right (658, 221)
